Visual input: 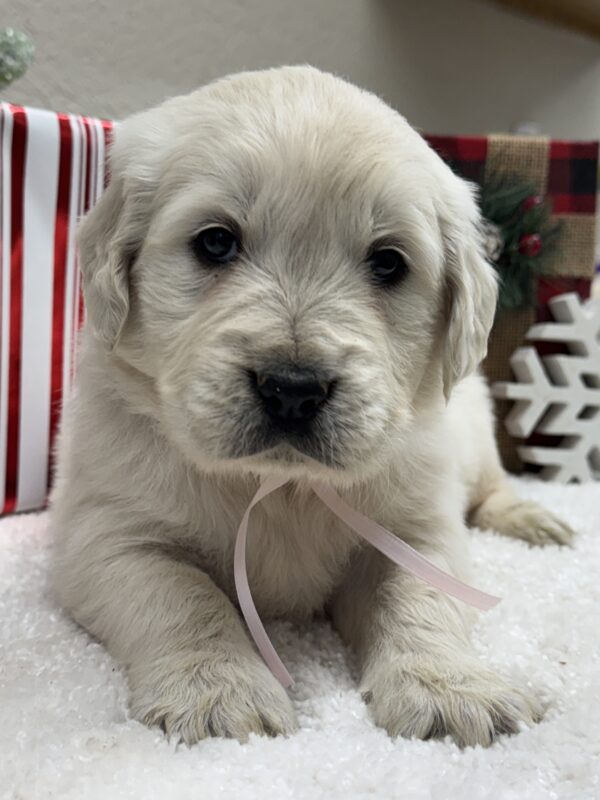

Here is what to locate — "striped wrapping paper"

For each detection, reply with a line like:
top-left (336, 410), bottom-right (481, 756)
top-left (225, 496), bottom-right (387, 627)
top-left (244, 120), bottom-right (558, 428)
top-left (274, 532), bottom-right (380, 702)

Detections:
top-left (0, 104), bottom-right (113, 514)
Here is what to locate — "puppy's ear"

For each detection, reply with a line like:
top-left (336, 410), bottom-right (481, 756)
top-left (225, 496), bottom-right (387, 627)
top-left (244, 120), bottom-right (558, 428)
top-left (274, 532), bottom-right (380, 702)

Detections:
top-left (441, 181), bottom-right (498, 399)
top-left (77, 125), bottom-right (153, 350)
top-left (77, 177), bottom-right (129, 348)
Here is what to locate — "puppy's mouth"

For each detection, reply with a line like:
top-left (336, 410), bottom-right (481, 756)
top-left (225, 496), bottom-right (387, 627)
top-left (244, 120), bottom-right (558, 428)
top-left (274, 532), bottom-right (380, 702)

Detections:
top-left (228, 425), bottom-right (347, 471)
top-left (251, 443), bottom-right (323, 466)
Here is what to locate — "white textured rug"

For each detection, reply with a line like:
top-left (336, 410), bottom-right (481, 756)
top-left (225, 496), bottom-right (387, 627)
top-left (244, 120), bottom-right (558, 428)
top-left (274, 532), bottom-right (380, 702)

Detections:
top-left (1, 479), bottom-right (599, 800)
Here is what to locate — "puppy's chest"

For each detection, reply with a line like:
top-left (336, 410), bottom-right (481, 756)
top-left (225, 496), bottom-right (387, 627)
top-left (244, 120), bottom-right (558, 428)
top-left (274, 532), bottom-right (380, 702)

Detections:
top-left (204, 493), bottom-right (360, 620)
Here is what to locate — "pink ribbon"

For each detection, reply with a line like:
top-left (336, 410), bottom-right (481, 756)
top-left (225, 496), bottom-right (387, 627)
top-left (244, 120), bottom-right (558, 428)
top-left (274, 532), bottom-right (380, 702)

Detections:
top-left (234, 476), bottom-right (501, 688)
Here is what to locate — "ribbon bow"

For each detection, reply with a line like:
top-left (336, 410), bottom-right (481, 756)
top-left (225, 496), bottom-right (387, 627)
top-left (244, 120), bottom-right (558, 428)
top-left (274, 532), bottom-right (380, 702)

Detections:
top-left (234, 475), bottom-right (500, 688)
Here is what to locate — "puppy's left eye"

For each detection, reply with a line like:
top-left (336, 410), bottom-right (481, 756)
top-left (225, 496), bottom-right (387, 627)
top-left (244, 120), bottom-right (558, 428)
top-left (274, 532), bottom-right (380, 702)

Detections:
top-left (190, 226), bottom-right (240, 265)
top-left (368, 248), bottom-right (409, 287)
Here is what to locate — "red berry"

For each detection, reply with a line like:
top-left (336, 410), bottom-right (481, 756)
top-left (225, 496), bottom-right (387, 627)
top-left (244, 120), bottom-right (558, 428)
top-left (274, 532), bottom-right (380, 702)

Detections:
top-left (519, 233), bottom-right (542, 257)
top-left (523, 195), bottom-right (543, 211)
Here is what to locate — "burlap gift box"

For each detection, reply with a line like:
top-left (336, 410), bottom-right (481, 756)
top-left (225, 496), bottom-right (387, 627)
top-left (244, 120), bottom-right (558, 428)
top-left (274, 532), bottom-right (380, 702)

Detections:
top-left (425, 133), bottom-right (599, 472)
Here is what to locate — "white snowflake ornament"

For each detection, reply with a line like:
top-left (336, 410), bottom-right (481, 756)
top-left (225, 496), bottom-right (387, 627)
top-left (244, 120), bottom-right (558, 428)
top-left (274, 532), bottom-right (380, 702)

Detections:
top-left (492, 292), bottom-right (600, 482)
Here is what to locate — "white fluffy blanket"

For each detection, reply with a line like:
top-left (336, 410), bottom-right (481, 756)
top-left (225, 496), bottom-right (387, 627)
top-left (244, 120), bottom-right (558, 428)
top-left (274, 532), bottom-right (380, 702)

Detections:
top-left (1, 479), bottom-right (599, 800)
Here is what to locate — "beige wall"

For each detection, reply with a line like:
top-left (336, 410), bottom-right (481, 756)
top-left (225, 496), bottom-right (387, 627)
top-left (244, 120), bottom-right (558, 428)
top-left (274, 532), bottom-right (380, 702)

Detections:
top-left (3, 0), bottom-right (600, 138)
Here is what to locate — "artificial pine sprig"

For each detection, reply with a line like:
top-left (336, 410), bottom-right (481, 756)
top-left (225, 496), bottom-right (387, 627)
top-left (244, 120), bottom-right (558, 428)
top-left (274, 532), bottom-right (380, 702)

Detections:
top-left (479, 172), bottom-right (560, 310)
top-left (445, 155), bottom-right (561, 310)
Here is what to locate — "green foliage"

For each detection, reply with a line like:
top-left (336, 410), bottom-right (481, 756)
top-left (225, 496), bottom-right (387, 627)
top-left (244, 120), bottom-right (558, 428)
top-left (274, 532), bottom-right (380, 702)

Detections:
top-left (479, 173), bottom-right (560, 311)
top-left (447, 159), bottom-right (561, 311)
top-left (0, 28), bottom-right (34, 89)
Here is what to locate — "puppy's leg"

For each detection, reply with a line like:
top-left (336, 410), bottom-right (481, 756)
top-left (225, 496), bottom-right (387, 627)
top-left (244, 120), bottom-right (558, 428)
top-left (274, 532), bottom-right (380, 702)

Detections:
top-left (467, 423), bottom-right (574, 547)
top-left (54, 528), bottom-right (297, 744)
top-left (332, 537), bottom-right (542, 748)
top-left (470, 480), bottom-right (574, 546)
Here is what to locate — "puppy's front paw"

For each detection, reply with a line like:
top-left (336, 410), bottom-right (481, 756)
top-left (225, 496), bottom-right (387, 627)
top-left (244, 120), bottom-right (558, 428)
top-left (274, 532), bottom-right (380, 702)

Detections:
top-left (473, 495), bottom-right (575, 547)
top-left (492, 501), bottom-right (575, 547)
top-left (128, 648), bottom-right (297, 744)
top-left (362, 653), bottom-right (543, 748)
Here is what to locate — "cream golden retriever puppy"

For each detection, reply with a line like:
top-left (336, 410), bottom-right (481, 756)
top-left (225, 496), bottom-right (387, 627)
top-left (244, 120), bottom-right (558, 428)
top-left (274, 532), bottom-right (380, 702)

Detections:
top-left (51, 66), bottom-right (573, 748)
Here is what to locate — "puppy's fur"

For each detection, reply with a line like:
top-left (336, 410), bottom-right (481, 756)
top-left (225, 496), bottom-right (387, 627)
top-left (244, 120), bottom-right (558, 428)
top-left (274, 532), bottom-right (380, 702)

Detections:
top-left (51, 66), bottom-right (573, 748)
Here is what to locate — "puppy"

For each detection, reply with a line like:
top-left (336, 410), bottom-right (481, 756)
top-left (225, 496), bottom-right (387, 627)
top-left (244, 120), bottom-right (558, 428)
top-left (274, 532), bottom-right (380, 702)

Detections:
top-left (50, 66), bottom-right (573, 748)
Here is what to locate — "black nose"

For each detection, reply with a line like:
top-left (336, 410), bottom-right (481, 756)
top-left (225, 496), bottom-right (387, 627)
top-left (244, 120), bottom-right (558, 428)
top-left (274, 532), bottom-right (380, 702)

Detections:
top-left (252, 367), bottom-right (332, 428)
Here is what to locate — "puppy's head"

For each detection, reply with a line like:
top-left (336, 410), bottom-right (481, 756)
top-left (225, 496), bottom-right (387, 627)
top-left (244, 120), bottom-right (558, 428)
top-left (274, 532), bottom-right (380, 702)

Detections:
top-left (79, 66), bottom-right (497, 482)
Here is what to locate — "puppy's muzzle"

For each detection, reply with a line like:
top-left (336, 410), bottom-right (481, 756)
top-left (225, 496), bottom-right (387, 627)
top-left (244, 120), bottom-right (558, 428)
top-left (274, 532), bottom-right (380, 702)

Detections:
top-left (249, 366), bottom-right (334, 434)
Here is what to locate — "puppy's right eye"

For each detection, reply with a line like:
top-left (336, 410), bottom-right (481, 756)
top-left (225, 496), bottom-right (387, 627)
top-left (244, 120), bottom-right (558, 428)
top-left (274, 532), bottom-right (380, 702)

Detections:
top-left (367, 248), bottom-right (409, 288)
top-left (190, 226), bottom-right (240, 265)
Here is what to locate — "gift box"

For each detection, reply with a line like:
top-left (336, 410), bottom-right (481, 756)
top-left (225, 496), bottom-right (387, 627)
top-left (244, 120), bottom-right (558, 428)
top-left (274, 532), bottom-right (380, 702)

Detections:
top-left (0, 104), bottom-right (113, 513)
top-left (425, 133), bottom-right (599, 472)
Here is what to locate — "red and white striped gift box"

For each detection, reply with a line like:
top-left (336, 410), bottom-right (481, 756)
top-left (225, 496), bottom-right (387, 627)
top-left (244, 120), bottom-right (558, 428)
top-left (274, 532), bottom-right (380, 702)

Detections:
top-left (0, 104), bottom-right (114, 515)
